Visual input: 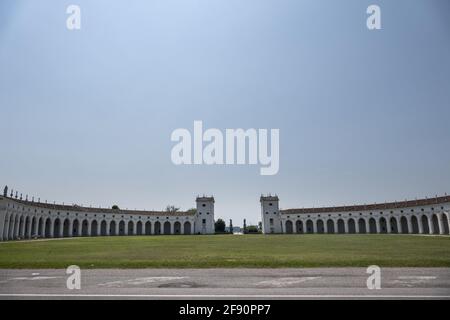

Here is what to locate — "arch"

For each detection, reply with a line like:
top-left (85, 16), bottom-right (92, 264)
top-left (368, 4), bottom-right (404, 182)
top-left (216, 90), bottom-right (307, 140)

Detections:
top-left (154, 221), bottom-right (161, 235)
top-left (145, 221), bottom-right (151, 235)
top-left (45, 218), bottom-right (52, 238)
top-left (369, 218), bottom-right (377, 233)
top-left (136, 221), bottom-right (143, 235)
top-left (316, 219), bottom-right (324, 234)
top-left (174, 221), bottom-right (181, 235)
top-left (72, 219), bottom-right (80, 236)
top-left (411, 216), bottom-right (419, 233)
top-left (295, 220), bottom-right (303, 234)
top-left (163, 221), bottom-right (171, 235)
top-left (184, 221), bottom-right (192, 235)
top-left (390, 217), bottom-right (398, 234)
top-left (337, 219), bottom-right (345, 234)
top-left (348, 219), bottom-right (356, 234)
top-left (53, 218), bottom-right (61, 238)
top-left (128, 221), bottom-right (134, 235)
top-left (421, 215), bottom-right (430, 234)
top-left (100, 220), bottom-right (107, 236)
top-left (327, 219), bottom-right (335, 234)
top-left (109, 220), bottom-right (116, 236)
top-left (24, 216), bottom-right (30, 238)
top-left (358, 218), bottom-right (366, 234)
top-left (442, 214), bottom-right (450, 235)
top-left (38, 217), bottom-right (44, 237)
top-left (82, 219), bottom-right (89, 236)
top-left (63, 219), bottom-right (70, 237)
top-left (285, 220), bottom-right (293, 234)
top-left (379, 217), bottom-right (387, 234)
top-left (18, 215), bottom-right (24, 238)
top-left (400, 217), bottom-right (408, 234)
top-left (91, 220), bottom-right (98, 236)
top-left (306, 220), bottom-right (313, 234)
top-left (119, 221), bottom-right (125, 236)
top-left (432, 214), bottom-right (440, 235)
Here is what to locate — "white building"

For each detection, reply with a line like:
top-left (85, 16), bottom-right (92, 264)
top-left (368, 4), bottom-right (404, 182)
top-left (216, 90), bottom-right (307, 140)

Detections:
top-left (0, 190), bottom-right (215, 241)
top-left (261, 195), bottom-right (450, 235)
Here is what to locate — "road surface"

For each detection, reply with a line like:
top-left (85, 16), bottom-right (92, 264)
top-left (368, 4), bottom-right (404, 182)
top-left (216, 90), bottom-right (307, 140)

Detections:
top-left (0, 268), bottom-right (449, 299)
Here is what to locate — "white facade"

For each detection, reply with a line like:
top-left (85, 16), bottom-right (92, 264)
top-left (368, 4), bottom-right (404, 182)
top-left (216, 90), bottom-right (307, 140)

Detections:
top-left (0, 194), bottom-right (215, 241)
top-left (261, 195), bottom-right (450, 235)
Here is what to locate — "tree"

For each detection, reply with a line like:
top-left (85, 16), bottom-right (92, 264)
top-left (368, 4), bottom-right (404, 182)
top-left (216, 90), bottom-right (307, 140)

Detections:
top-left (246, 225), bottom-right (260, 233)
top-left (112, 205), bottom-right (120, 210)
top-left (165, 205), bottom-right (180, 212)
top-left (186, 208), bottom-right (197, 215)
top-left (215, 218), bottom-right (226, 233)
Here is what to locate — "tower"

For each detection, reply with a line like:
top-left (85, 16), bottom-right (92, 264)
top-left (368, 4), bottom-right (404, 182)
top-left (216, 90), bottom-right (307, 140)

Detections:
top-left (195, 196), bottom-right (215, 234)
top-left (260, 195), bottom-right (281, 234)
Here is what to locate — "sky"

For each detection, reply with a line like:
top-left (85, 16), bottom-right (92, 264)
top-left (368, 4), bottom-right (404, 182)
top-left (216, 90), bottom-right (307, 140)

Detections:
top-left (1, 0), bottom-right (449, 225)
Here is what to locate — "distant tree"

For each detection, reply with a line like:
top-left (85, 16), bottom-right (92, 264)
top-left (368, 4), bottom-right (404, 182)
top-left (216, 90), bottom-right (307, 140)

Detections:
top-left (112, 205), bottom-right (120, 210)
top-left (215, 218), bottom-right (226, 233)
top-left (165, 205), bottom-right (180, 212)
top-left (186, 208), bottom-right (197, 215)
top-left (258, 221), bottom-right (263, 231)
top-left (246, 225), bottom-right (260, 233)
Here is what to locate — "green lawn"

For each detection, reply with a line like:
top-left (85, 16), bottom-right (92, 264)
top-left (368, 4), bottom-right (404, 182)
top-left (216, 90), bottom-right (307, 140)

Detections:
top-left (0, 234), bottom-right (449, 268)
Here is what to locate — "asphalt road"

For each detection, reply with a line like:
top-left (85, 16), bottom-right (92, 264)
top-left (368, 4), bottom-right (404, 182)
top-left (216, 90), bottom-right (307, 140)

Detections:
top-left (0, 268), bottom-right (449, 299)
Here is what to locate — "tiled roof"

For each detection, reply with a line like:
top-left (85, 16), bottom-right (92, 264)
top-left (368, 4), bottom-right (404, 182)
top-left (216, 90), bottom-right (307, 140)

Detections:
top-left (1, 196), bottom-right (194, 216)
top-left (281, 195), bottom-right (450, 215)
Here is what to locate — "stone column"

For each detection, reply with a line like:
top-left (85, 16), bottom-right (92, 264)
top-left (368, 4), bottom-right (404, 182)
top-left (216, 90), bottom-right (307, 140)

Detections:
top-left (20, 218), bottom-right (26, 238)
top-left (151, 222), bottom-right (155, 235)
top-left (365, 219), bottom-right (370, 233)
top-left (68, 220), bottom-right (73, 237)
top-left (324, 221), bottom-right (328, 234)
top-left (386, 218), bottom-right (391, 234)
top-left (355, 220), bottom-right (360, 234)
top-left (437, 214), bottom-right (444, 235)
top-left (407, 216), bottom-right (413, 234)
top-left (418, 217), bottom-right (424, 234)
top-left (312, 221), bottom-right (317, 234)
top-left (27, 218), bottom-right (33, 239)
top-left (132, 221), bottom-right (137, 235)
top-left (124, 221), bottom-right (129, 236)
top-left (344, 220), bottom-right (348, 234)
top-left (446, 213), bottom-right (450, 235)
top-left (428, 216), bottom-right (434, 234)
top-left (375, 218), bottom-right (380, 234)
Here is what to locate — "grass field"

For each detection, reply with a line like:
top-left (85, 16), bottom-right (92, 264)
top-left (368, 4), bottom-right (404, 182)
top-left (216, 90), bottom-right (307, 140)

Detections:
top-left (0, 234), bottom-right (449, 268)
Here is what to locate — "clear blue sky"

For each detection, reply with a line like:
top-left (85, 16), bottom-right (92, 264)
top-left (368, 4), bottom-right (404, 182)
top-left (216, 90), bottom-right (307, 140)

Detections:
top-left (1, 0), bottom-right (449, 225)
